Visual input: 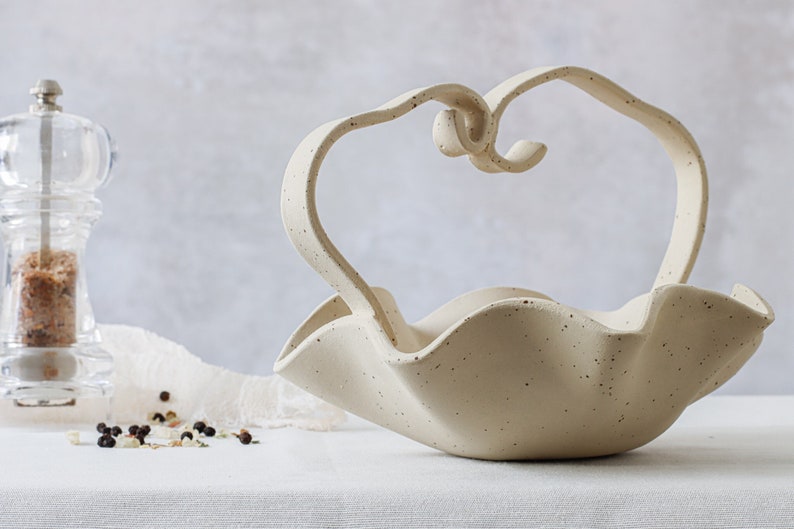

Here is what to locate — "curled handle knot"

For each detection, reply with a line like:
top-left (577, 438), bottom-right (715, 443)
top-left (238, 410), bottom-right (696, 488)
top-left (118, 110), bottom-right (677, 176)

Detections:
top-left (433, 107), bottom-right (548, 174)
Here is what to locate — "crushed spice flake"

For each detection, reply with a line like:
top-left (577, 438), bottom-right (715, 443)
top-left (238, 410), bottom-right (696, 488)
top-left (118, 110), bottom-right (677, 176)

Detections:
top-left (169, 438), bottom-right (207, 448)
top-left (115, 436), bottom-right (141, 449)
top-left (65, 430), bottom-right (80, 445)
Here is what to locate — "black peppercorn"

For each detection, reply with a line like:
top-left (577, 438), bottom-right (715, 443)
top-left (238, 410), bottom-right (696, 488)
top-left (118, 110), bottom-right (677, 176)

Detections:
top-left (135, 433), bottom-right (147, 446)
top-left (96, 422), bottom-right (107, 433)
top-left (111, 426), bottom-right (123, 437)
top-left (203, 426), bottom-right (216, 437)
top-left (152, 412), bottom-right (166, 423)
top-left (238, 431), bottom-right (253, 445)
top-left (193, 421), bottom-right (206, 433)
top-left (159, 391), bottom-right (170, 402)
top-left (138, 425), bottom-right (151, 436)
top-left (180, 431), bottom-right (193, 441)
top-left (128, 425), bottom-right (139, 436)
top-left (97, 434), bottom-right (116, 448)
top-left (102, 427), bottom-right (112, 436)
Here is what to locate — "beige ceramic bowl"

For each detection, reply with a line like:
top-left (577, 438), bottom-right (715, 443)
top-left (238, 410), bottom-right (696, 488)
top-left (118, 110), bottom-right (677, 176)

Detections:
top-left (276, 66), bottom-right (773, 460)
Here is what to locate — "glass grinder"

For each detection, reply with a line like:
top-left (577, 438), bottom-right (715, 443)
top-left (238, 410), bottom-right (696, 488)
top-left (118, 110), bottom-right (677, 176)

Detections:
top-left (0, 80), bottom-right (116, 406)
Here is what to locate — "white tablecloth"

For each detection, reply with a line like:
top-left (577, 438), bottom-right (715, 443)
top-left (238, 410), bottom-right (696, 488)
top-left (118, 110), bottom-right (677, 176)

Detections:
top-left (0, 395), bottom-right (792, 528)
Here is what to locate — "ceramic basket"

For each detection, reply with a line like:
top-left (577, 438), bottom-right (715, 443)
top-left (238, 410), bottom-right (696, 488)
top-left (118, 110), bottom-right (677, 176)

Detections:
top-left (275, 66), bottom-right (773, 460)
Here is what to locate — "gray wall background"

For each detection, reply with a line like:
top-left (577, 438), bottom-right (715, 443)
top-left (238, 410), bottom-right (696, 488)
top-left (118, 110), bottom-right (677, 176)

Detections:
top-left (0, 1), bottom-right (791, 393)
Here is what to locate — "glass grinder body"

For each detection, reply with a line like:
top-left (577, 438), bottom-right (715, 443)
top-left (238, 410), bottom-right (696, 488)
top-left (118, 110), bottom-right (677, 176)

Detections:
top-left (0, 80), bottom-right (116, 406)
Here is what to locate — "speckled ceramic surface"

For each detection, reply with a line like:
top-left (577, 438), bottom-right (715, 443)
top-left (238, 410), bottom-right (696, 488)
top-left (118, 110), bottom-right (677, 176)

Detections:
top-left (275, 66), bottom-right (774, 460)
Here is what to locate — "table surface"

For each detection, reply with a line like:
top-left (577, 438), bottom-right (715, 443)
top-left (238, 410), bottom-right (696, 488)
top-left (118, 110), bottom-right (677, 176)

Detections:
top-left (0, 395), bottom-right (792, 528)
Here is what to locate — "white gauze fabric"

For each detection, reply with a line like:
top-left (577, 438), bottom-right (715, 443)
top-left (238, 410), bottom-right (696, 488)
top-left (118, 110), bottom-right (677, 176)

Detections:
top-left (0, 324), bottom-right (346, 429)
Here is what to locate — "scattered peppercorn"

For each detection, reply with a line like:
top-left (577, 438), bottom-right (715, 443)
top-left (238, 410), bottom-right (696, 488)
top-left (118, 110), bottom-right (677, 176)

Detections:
top-left (97, 434), bottom-right (116, 448)
top-left (159, 391), bottom-right (170, 402)
top-left (89, 417), bottom-right (250, 449)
